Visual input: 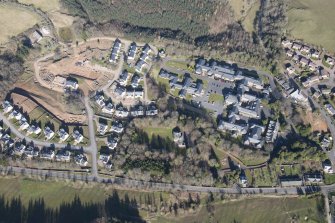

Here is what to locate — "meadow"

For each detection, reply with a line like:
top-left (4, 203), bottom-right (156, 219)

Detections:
top-left (287, 0), bottom-right (335, 51)
top-left (0, 4), bottom-right (40, 44)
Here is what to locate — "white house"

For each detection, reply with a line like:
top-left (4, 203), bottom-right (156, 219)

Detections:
top-left (44, 127), bottom-right (55, 140)
top-left (58, 128), bottom-right (69, 142)
top-left (72, 130), bottom-right (84, 144)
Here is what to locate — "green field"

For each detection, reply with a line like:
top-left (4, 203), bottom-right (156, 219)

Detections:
top-left (208, 93), bottom-right (224, 103)
top-left (154, 196), bottom-right (325, 223)
top-left (287, 0), bottom-right (335, 51)
top-left (143, 127), bottom-right (173, 140)
top-left (0, 4), bottom-right (41, 44)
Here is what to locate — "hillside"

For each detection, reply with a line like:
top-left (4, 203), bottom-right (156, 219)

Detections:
top-left (287, 0), bottom-right (335, 51)
top-left (61, 0), bottom-right (232, 38)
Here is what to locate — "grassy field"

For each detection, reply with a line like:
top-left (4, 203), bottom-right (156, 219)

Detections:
top-left (0, 4), bottom-right (41, 44)
top-left (143, 127), bottom-right (173, 140)
top-left (18, 0), bottom-right (60, 12)
top-left (208, 93), bottom-right (224, 103)
top-left (154, 196), bottom-right (325, 223)
top-left (287, 0), bottom-right (335, 51)
top-left (165, 60), bottom-right (190, 71)
top-left (242, 0), bottom-right (260, 33)
top-left (0, 177), bottom-right (170, 210)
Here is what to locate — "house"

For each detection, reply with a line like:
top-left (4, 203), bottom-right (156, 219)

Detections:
top-left (97, 122), bottom-right (108, 135)
top-left (72, 130), bottom-right (84, 144)
top-left (146, 104), bottom-right (158, 116)
top-left (118, 70), bottom-right (129, 86)
top-left (242, 77), bottom-right (263, 90)
top-left (172, 128), bottom-right (185, 148)
top-left (14, 143), bottom-right (26, 155)
top-left (65, 79), bottom-right (78, 90)
top-left (130, 105), bottom-right (145, 117)
top-left (311, 49), bottom-right (321, 59)
top-left (44, 127), bottom-right (55, 140)
top-left (95, 94), bottom-right (105, 108)
top-left (114, 85), bottom-right (126, 97)
top-left (292, 54), bottom-right (300, 62)
top-left (2, 101), bottom-right (13, 114)
top-left (107, 135), bottom-right (119, 150)
top-left (109, 39), bottom-right (122, 63)
top-left (99, 153), bottom-right (111, 165)
top-left (19, 119), bottom-right (29, 131)
top-left (40, 148), bottom-right (55, 160)
top-left (286, 50), bottom-right (295, 58)
top-left (27, 125), bottom-right (41, 135)
top-left (9, 110), bottom-right (22, 120)
top-left (29, 30), bottom-right (43, 44)
top-left (308, 61), bottom-right (318, 71)
top-left (127, 42), bottom-right (137, 61)
top-left (244, 125), bottom-right (265, 148)
top-left (300, 45), bottom-right (311, 54)
top-left (325, 104), bottom-right (335, 116)
top-left (281, 39), bottom-right (293, 48)
top-left (74, 154), bottom-right (88, 166)
top-left (135, 60), bottom-right (148, 73)
top-left (142, 44), bottom-right (152, 55)
top-left (323, 160), bottom-right (333, 174)
top-left (292, 42), bottom-right (303, 51)
top-left (280, 177), bottom-right (303, 187)
top-left (110, 121), bottom-right (124, 133)
top-left (320, 69), bottom-right (330, 79)
top-left (115, 105), bottom-right (129, 118)
top-left (102, 102), bottom-right (114, 114)
top-left (265, 120), bottom-right (279, 143)
top-left (58, 128), bottom-right (69, 142)
top-left (23, 146), bottom-right (39, 158)
top-left (304, 173), bottom-right (323, 184)
top-left (321, 88), bottom-right (332, 96)
top-left (131, 74), bottom-right (141, 88)
top-left (239, 174), bottom-right (248, 187)
top-left (159, 69), bottom-right (177, 80)
top-left (289, 89), bottom-right (308, 104)
top-left (299, 57), bottom-right (310, 67)
top-left (218, 119), bottom-right (248, 136)
top-left (225, 94), bottom-right (238, 106)
top-left (325, 56), bottom-right (334, 66)
top-left (56, 150), bottom-right (71, 162)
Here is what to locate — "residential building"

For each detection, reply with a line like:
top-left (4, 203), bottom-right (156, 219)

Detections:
top-left (300, 45), bottom-right (311, 54)
top-left (118, 70), bottom-right (129, 86)
top-left (99, 153), bottom-right (111, 165)
top-left (110, 121), bottom-right (124, 133)
top-left (23, 146), bottom-right (39, 158)
top-left (40, 148), bottom-right (55, 160)
top-left (74, 154), bottom-right (88, 166)
top-left (244, 125), bottom-right (264, 148)
top-left (325, 104), bottom-right (335, 116)
top-left (114, 84), bottom-right (126, 97)
top-left (72, 130), bottom-right (84, 144)
top-left (65, 79), bottom-right (78, 90)
top-left (102, 102), bottom-right (114, 114)
top-left (218, 119), bottom-right (248, 136)
top-left (135, 60), bottom-right (148, 73)
top-left (326, 56), bottom-right (334, 66)
top-left (265, 120), bottom-right (279, 143)
top-left (9, 110), bottom-right (22, 120)
top-left (2, 101), bottom-right (13, 114)
top-left (130, 105), bottom-right (145, 117)
top-left (292, 42), bottom-right (303, 51)
top-left (131, 74), bottom-right (141, 88)
top-left (56, 150), bottom-right (71, 162)
top-left (107, 135), bottom-right (119, 150)
top-left (299, 57), bottom-right (310, 67)
top-left (311, 49), bottom-right (320, 59)
top-left (304, 173), bottom-right (323, 184)
top-left (95, 94), bottom-right (105, 108)
top-left (97, 122), bottom-right (108, 135)
top-left (323, 160), bottom-right (333, 174)
top-left (172, 128), bottom-right (185, 148)
top-left (281, 39), bottom-right (293, 48)
top-left (109, 39), bottom-right (122, 63)
top-left (127, 42), bottom-right (137, 61)
top-left (27, 125), bottom-right (41, 135)
top-left (58, 128), bottom-right (69, 142)
top-left (146, 104), bottom-right (158, 116)
top-left (14, 143), bottom-right (26, 155)
top-left (44, 127), bottom-right (55, 140)
top-left (115, 105), bottom-right (129, 118)
top-left (19, 119), bottom-right (29, 131)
